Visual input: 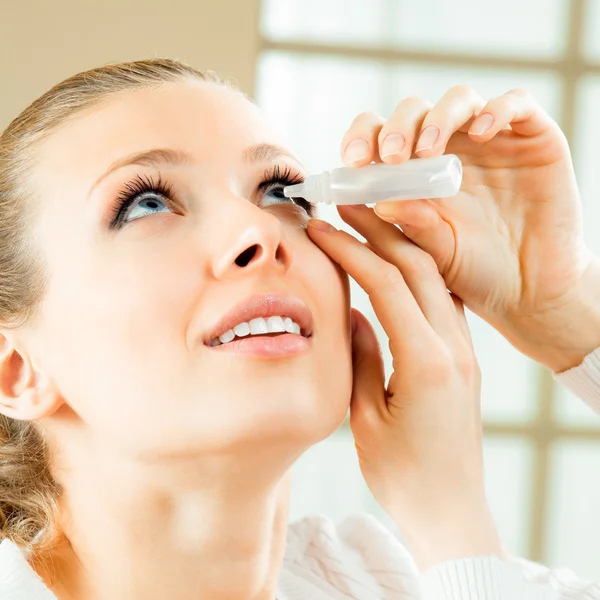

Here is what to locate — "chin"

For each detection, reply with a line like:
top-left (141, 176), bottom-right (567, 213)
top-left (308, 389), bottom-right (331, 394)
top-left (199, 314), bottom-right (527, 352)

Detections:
top-left (270, 389), bottom-right (349, 445)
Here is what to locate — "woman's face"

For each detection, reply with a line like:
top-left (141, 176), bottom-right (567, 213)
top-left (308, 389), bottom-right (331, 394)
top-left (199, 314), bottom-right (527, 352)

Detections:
top-left (23, 81), bottom-right (352, 461)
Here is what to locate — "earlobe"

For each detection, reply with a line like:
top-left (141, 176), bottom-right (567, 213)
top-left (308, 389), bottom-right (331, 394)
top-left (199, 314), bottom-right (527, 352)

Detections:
top-left (0, 341), bottom-right (62, 421)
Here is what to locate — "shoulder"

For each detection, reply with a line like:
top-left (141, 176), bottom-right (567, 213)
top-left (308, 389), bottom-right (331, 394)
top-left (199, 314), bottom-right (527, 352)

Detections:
top-left (280, 513), bottom-right (420, 600)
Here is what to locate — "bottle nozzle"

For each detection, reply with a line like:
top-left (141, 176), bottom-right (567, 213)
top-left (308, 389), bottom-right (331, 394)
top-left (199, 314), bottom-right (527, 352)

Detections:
top-left (283, 183), bottom-right (308, 199)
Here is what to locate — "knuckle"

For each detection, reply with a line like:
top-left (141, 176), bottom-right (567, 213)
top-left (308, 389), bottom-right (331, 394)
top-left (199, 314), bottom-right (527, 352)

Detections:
top-left (455, 347), bottom-right (480, 381)
top-left (403, 251), bottom-right (439, 275)
top-left (448, 84), bottom-right (476, 98)
top-left (445, 85), bottom-right (486, 108)
top-left (423, 348), bottom-right (455, 383)
top-left (350, 111), bottom-right (381, 129)
top-left (399, 95), bottom-right (433, 111)
top-left (376, 262), bottom-right (403, 289)
top-left (506, 87), bottom-right (533, 102)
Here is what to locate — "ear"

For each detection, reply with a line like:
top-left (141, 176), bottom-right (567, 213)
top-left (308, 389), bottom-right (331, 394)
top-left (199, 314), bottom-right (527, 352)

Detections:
top-left (0, 334), bottom-right (63, 421)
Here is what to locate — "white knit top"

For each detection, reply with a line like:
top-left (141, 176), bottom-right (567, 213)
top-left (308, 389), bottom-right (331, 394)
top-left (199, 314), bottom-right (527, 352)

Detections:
top-left (2, 347), bottom-right (600, 600)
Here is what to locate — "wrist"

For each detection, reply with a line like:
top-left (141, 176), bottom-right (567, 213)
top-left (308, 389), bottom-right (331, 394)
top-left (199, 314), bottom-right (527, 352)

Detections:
top-left (508, 256), bottom-right (600, 373)
top-left (395, 501), bottom-right (505, 571)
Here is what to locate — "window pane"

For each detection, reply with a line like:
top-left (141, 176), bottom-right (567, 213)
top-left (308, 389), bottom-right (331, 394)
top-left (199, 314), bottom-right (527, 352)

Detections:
top-left (260, 0), bottom-right (569, 59)
top-left (483, 436), bottom-right (534, 556)
top-left (261, 0), bottom-right (391, 47)
top-left (583, 0), bottom-right (600, 61)
top-left (547, 441), bottom-right (600, 579)
top-left (468, 312), bottom-right (539, 424)
top-left (256, 52), bottom-right (390, 172)
top-left (389, 0), bottom-right (569, 59)
top-left (573, 76), bottom-right (600, 256)
top-left (554, 384), bottom-right (600, 427)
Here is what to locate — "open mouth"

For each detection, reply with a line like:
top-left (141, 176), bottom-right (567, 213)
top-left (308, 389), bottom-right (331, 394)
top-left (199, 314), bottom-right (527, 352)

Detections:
top-left (207, 315), bottom-right (308, 347)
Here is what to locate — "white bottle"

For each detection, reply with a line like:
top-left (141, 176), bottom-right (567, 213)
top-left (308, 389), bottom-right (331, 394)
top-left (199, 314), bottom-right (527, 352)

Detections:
top-left (283, 154), bottom-right (462, 205)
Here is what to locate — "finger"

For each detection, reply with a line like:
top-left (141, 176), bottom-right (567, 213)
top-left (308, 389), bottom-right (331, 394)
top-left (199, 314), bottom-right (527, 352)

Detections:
top-left (348, 308), bottom-right (387, 426)
top-left (468, 88), bottom-right (558, 141)
top-left (414, 85), bottom-right (487, 157)
top-left (450, 294), bottom-right (473, 345)
top-left (377, 96), bottom-right (434, 164)
top-left (372, 199), bottom-right (457, 278)
top-left (306, 219), bottom-right (435, 346)
top-left (337, 204), bottom-right (462, 342)
top-left (341, 111), bottom-right (386, 167)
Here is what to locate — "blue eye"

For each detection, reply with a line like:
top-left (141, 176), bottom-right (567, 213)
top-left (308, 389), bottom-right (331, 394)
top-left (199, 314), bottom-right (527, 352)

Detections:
top-left (110, 174), bottom-right (174, 230)
top-left (261, 185), bottom-right (295, 208)
top-left (125, 192), bottom-right (172, 223)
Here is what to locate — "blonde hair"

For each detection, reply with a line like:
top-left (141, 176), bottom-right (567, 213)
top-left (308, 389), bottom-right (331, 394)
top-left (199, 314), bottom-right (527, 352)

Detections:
top-left (0, 58), bottom-right (232, 555)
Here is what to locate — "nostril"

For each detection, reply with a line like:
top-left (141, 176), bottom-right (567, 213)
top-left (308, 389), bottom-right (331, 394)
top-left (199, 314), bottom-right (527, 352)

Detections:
top-left (235, 244), bottom-right (261, 267)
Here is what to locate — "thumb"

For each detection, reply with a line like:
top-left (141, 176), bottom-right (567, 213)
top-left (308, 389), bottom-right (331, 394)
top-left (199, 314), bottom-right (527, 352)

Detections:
top-left (373, 199), bottom-right (456, 274)
top-left (349, 308), bottom-right (386, 423)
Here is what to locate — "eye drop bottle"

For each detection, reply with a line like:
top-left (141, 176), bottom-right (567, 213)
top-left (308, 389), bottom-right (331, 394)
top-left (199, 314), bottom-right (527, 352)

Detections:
top-left (283, 154), bottom-right (462, 205)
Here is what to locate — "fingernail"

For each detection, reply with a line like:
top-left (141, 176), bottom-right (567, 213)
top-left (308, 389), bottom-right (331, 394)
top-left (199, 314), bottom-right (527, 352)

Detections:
top-left (344, 139), bottom-right (370, 163)
top-left (373, 203), bottom-right (395, 218)
top-left (416, 125), bottom-right (440, 152)
top-left (380, 133), bottom-right (406, 158)
top-left (470, 113), bottom-right (495, 136)
top-left (307, 219), bottom-right (336, 233)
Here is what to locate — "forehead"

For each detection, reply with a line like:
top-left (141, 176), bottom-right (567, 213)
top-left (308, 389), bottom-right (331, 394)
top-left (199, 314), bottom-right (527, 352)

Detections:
top-left (34, 81), bottom-right (281, 181)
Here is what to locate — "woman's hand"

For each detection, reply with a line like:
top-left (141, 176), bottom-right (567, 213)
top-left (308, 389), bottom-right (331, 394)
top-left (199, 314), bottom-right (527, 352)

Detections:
top-left (339, 87), bottom-right (600, 373)
top-left (307, 209), bottom-right (504, 571)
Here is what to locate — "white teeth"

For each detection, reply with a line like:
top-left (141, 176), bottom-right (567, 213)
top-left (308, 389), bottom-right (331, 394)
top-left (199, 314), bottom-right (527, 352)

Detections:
top-left (219, 329), bottom-right (235, 344)
top-left (212, 316), bottom-right (303, 346)
top-left (233, 322), bottom-right (251, 337)
top-left (249, 317), bottom-right (269, 334)
top-left (283, 317), bottom-right (295, 333)
top-left (267, 316), bottom-right (286, 333)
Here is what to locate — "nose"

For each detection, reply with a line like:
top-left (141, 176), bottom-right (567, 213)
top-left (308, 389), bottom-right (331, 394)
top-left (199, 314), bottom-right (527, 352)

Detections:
top-left (210, 199), bottom-right (293, 280)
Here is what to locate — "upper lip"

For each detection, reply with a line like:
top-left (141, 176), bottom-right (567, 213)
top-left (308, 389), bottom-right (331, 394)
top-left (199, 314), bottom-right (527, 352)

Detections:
top-left (204, 292), bottom-right (314, 344)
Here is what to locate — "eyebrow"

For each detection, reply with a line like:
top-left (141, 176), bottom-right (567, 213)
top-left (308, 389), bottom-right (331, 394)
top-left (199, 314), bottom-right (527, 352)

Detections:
top-left (90, 143), bottom-right (302, 194)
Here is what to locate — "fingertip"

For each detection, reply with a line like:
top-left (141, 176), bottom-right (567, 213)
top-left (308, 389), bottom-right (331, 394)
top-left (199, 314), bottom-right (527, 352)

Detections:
top-left (373, 204), bottom-right (399, 222)
top-left (467, 129), bottom-right (494, 142)
top-left (468, 112), bottom-right (496, 139)
top-left (380, 151), bottom-right (408, 164)
top-left (344, 158), bottom-right (373, 168)
top-left (379, 132), bottom-right (407, 163)
top-left (414, 145), bottom-right (447, 158)
top-left (343, 138), bottom-right (372, 167)
top-left (306, 219), bottom-right (336, 233)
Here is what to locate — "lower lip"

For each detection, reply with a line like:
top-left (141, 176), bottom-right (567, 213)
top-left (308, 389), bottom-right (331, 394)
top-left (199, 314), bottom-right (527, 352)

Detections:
top-left (207, 333), bottom-right (311, 357)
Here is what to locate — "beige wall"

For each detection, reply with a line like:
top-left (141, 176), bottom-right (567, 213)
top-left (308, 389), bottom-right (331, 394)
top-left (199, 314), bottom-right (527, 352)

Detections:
top-left (0, 0), bottom-right (261, 130)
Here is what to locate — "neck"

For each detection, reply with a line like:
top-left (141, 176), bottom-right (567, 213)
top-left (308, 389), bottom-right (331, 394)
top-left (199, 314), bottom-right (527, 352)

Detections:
top-left (33, 443), bottom-right (293, 600)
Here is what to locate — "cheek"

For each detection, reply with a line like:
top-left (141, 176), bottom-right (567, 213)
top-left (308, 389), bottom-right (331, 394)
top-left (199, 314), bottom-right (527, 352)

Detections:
top-left (38, 245), bottom-right (204, 439)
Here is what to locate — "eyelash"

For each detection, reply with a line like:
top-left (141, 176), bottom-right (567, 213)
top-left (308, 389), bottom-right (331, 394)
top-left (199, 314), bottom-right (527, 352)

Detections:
top-left (257, 164), bottom-right (313, 216)
top-left (108, 166), bottom-right (313, 230)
